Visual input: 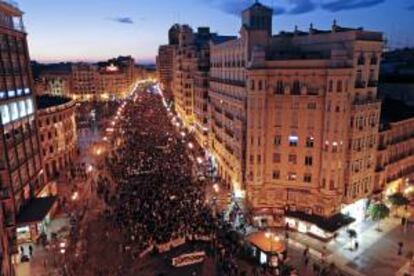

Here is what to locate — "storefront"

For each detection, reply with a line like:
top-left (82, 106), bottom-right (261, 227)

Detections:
top-left (246, 232), bottom-right (286, 268)
top-left (341, 198), bottom-right (370, 223)
top-left (284, 211), bottom-right (355, 241)
top-left (16, 196), bottom-right (58, 244)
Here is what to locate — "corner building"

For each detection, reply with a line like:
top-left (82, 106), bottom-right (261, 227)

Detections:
top-left (0, 2), bottom-right (43, 274)
top-left (209, 2), bottom-right (383, 227)
top-left (37, 95), bottom-right (77, 183)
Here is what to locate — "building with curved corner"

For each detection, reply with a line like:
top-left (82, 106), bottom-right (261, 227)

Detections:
top-left (37, 95), bottom-right (77, 182)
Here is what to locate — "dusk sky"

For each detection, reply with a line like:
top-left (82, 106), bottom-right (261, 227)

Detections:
top-left (17, 0), bottom-right (414, 64)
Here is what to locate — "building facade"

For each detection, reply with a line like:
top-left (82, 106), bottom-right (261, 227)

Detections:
top-left (37, 95), bottom-right (77, 182)
top-left (209, 3), bottom-right (383, 228)
top-left (71, 63), bottom-right (101, 101)
top-left (157, 44), bottom-right (176, 102)
top-left (375, 100), bottom-right (414, 196)
top-left (170, 25), bottom-right (234, 146)
top-left (0, 2), bottom-right (44, 274)
top-left (40, 72), bottom-right (72, 97)
top-left (71, 57), bottom-right (137, 101)
top-left (157, 24), bottom-right (180, 103)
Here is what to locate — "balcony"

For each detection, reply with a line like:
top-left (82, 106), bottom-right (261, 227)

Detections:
top-left (367, 80), bottom-right (378, 88)
top-left (224, 128), bottom-right (234, 138)
top-left (210, 77), bottom-right (246, 88)
top-left (354, 80), bottom-right (366, 89)
top-left (224, 112), bottom-right (234, 121)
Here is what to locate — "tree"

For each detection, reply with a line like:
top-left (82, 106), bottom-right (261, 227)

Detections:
top-left (388, 192), bottom-right (410, 217)
top-left (368, 203), bottom-right (390, 231)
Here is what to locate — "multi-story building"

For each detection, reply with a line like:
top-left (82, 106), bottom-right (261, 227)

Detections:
top-left (171, 25), bottom-right (234, 146)
top-left (157, 24), bottom-right (180, 102)
top-left (71, 63), bottom-right (101, 101)
top-left (157, 44), bottom-right (176, 102)
top-left (40, 72), bottom-right (72, 97)
top-left (72, 57), bottom-right (137, 101)
top-left (0, 1), bottom-right (45, 274)
top-left (37, 95), bottom-right (77, 182)
top-left (98, 56), bottom-right (136, 100)
top-left (207, 2), bottom-right (383, 234)
top-left (375, 99), bottom-right (414, 196)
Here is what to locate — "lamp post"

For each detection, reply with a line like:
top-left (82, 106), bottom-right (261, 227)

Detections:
top-left (265, 231), bottom-right (280, 268)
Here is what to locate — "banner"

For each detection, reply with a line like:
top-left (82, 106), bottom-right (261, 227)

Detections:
top-left (139, 245), bottom-right (154, 258)
top-left (194, 234), bottom-right (211, 241)
top-left (170, 237), bottom-right (186, 248)
top-left (157, 242), bottom-right (171, 253)
top-left (172, 251), bottom-right (206, 267)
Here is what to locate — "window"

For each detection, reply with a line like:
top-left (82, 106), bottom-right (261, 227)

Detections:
top-left (306, 137), bottom-right (314, 148)
top-left (274, 135), bottom-right (281, 146)
top-left (250, 80), bottom-right (255, 90)
top-left (292, 80), bottom-right (300, 95)
top-left (304, 174), bottom-right (312, 183)
top-left (272, 170), bottom-right (280, 180)
top-left (305, 156), bottom-right (313, 166)
top-left (258, 80), bottom-right (263, 91)
top-left (257, 155), bottom-right (261, 163)
top-left (307, 102), bottom-right (316, 110)
top-left (273, 153), bottom-right (281, 163)
top-left (289, 135), bottom-right (298, 147)
top-left (288, 172), bottom-right (297, 181)
top-left (328, 80), bottom-right (333, 92)
top-left (288, 154), bottom-right (297, 164)
top-left (357, 53), bottom-right (365, 65)
top-left (370, 54), bottom-right (378, 65)
top-left (332, 142), bottom-right (338, 153)
top-left (337, 80), bottom-right (342, 92)
top-left (275, 80), bottom-right (284, 94)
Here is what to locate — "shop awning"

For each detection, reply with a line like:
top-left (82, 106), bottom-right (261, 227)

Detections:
top-left (247, 232), bottom-right (286, 254)
top-left (286, 211), bottom-right (355, 233)
top-left (16, 196), bottom-right (58, 225)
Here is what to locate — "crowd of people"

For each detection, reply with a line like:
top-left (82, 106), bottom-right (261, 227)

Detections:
top-left (99, 90), bottom-right (217, 256)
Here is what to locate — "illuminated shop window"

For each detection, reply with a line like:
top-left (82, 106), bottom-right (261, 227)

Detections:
top-left (8, 90), bottom-right (15, 97)
top-left (0, 91), bottom-right (5, 99)
top-left (18, 100), bottom-right (27, 117)
top-left (10, 102), bottom-right (18, 120)
top-left (17, 89), bottom-right (23, 96)
top-left (26, 98), bottom-right (33, 114)
top-left (1, 105), bottom-right (10, 124)
top-left (24, 88), bottom-right (30, 94)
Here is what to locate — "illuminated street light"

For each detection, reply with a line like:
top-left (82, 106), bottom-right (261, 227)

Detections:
top-left (213, 184), bottom-right (219, 193)
top-left (188, 142), bottom-right (194, 149)
top-left (196, 157), bottom-right (203, 164)
top-left (71, 192), bottom-right (79, 201)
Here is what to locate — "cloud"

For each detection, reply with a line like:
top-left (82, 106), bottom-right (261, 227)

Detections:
top-left (321, 0), bottom-right (386, 12)
top-left (202, 0), bottom-right (387, 15)
top-left (110, 17), bottom-right (134, 24)
top-left (288, 0), bottom-right (317, 14)
top-left (203, 0), bottom-right (286, 15)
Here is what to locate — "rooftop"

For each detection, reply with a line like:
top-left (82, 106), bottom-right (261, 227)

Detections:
top-left (37, 95), bottom-right (72, 110)
top-left (0, 0), bottom-right (22, 16)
